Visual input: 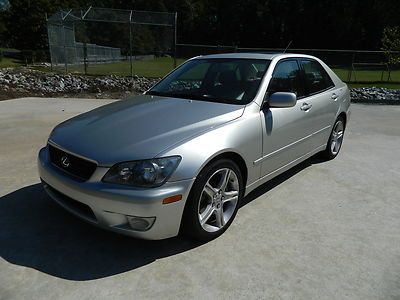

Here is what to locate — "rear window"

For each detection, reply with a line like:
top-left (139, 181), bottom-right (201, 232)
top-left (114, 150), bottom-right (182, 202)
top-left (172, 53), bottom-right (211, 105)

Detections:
top-left (301, 59), bottom-right (334, 94)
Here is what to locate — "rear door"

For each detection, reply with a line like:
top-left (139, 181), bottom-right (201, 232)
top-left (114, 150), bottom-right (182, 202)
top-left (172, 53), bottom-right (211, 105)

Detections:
top-left (299, 59), bottom-right (338, 148)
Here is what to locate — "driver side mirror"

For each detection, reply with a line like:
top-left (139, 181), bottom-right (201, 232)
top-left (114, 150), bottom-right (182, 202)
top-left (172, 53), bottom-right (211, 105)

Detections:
top-left (267, 92), bottom-right (297, 108)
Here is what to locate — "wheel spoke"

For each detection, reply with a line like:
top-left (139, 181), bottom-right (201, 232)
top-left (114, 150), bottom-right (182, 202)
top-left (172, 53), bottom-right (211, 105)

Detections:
top-left (200, 205), bottom-right (214, 225)
top-left (334, 139), bottom-right (340, 152)
top-left (331, 140), bottom-right (336, 152)
top-left (222, 190), bottom-right (239, 203)
top-left (218, 169), bottom-right (231, 191)
top-left (215, 209), bottom-right (225, 228)
top-left (204, 182), bottom-right (216, 198)
top-left (223, 196), bottom-right (238, 204)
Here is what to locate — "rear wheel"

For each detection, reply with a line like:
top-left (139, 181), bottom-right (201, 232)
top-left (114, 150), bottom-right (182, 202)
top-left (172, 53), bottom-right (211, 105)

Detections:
top-left (181, 159), bottom-right (243, 241)
top-left (321, 117), bottom-right (345, 160)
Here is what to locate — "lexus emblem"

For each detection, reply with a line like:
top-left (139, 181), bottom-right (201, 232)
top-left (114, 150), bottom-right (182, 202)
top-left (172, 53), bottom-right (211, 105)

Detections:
top-left (61, 156), bottom-right (70, 168)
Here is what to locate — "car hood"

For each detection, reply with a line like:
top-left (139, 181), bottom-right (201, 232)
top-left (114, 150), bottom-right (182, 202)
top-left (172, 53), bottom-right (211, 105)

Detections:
top-left (49, 95), bottom-right (245, 166)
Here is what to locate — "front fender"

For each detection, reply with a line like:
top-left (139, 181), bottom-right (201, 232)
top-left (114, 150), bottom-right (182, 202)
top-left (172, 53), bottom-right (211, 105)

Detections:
top-left (160, 110), bottom-right (263, 188)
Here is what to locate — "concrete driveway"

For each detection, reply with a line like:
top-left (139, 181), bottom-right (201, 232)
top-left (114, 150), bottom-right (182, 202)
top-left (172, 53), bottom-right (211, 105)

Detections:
top-left (1, 98), bottom-right (400, 300)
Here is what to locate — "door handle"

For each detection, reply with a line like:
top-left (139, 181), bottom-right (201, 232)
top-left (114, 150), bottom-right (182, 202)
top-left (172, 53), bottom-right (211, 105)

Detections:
top-left (300, 103), bottom-right (312, 111)
top-left (332, 93), bottom-right (338, 100)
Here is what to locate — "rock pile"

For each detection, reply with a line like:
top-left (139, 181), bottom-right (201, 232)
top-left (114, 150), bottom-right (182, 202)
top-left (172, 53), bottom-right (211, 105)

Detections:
top-left (0, 68), bottom-right (159, 98)
top-left (350, 87), bottom-right (400, 104)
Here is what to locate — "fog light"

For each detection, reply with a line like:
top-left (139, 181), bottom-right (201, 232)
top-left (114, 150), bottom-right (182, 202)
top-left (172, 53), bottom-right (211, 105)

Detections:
top-left (127, 216), bottom-right (156, 231)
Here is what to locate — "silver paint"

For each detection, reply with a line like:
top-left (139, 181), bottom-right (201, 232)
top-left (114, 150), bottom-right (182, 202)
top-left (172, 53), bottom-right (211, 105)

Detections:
top-left (38, 53), bottom-right (350, 239)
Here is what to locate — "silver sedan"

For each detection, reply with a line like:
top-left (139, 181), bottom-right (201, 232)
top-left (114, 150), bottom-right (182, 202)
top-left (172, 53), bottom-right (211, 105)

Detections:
top-left (38, 53), bottom-right (350, 241)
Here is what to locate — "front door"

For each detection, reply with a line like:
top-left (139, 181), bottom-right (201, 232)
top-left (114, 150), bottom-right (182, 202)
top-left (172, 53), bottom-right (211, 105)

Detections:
top-left (259, 59), bottom-right (314, 177)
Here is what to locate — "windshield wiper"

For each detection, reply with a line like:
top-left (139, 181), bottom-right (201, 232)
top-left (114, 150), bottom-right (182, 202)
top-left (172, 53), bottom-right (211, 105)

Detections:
top-left (146, 91), bottom-right (208, 101)
top-left (167, 93), bottom-right (209, 101)
top-left (145, 90), bottom-right (169, 97)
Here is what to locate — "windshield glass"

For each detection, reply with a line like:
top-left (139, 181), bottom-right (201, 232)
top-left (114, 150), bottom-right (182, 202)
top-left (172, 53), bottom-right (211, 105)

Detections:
top-left (148, 58), bottom-right (271, 104)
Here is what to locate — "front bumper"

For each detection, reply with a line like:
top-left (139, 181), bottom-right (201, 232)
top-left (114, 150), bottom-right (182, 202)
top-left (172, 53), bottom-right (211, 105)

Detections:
top-left (38, 147), bottom-right (195, 240)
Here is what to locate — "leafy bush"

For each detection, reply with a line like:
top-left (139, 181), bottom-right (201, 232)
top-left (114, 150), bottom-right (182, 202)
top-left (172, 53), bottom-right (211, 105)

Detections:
top-left (381, 26), bottom-right (400, 67)
top-left (0, 49), bottom-right (3, 62)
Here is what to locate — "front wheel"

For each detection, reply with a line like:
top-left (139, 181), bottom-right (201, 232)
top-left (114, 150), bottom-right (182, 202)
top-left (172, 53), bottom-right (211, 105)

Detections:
top-left (181, 159), bottom-right (244, 241)
top-left (321, 116), bottom-right (346, 160)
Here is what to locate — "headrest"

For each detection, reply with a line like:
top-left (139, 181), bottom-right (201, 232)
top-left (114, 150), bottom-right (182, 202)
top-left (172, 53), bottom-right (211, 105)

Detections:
top-left (219, 70), bottom-right (238, 85)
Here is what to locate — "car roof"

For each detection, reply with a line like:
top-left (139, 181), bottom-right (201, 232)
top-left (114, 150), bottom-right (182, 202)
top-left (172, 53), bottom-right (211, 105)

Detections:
top-left (192, 52), bottom-right (316, 61)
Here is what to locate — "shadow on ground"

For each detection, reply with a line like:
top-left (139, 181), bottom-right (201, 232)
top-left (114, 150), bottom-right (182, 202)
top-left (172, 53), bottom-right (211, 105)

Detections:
top-left (0, 157), bottom-right (323, 281)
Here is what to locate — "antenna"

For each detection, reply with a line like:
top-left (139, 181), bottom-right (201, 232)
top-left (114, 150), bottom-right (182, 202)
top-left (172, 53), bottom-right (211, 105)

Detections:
top-left (283, 41), bottom-right (293, 53)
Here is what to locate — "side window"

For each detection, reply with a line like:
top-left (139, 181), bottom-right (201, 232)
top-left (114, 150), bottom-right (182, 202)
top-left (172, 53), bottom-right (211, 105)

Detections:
top-left (301, 59), bottom-right (334, 94)
top-left (268, 60), bottom-right (305, 98)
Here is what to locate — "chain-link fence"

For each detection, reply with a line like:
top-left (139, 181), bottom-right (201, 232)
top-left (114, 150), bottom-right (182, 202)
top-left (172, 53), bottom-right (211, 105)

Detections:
top-left (46, 7), bottom-right (177, 76)
top-left (43, 8), bottom-right (400, 84)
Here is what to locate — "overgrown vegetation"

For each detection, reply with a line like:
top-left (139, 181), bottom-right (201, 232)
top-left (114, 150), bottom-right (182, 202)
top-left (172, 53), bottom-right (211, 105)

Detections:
top-left (1, 0), bottom-right (400, 52)
top-left (381, 26), bottom-right (400, 80)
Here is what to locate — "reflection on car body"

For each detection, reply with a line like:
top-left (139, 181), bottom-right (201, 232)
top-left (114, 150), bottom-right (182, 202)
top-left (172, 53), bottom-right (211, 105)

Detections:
top-left (38, 53), bottom-right (350, 241)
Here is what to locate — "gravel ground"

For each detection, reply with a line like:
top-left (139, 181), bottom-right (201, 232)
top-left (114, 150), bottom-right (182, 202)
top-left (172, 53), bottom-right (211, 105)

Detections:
top-left (1, 68), bottom-right (400, 103)
top-left (350, 87), bottom-right (400, 104)
top-left (0, 68), bottom-right (158, 100)
top-left (1, 99), bottom-right (400, 299)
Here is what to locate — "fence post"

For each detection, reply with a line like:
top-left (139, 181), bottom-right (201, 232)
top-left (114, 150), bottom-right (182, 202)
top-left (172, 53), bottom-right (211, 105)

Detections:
top-left (129, 24), bottom-right (133, 78)
top-left (62, 22), bottom-right (68, 73)
top-left (83, 43), bottom-right (88, 75)
top-left (129, 10), bottom-right (133, 78)
top-left (45, 13), bottom-right (54, 71)
top-left (173, 12), bottom-right (178, 68)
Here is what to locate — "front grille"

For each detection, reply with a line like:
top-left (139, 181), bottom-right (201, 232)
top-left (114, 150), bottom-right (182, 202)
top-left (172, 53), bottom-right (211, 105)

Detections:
top-left (48, 144), bottom-right (97, 181)
top-left (43, 180), bottom-right (97, 223)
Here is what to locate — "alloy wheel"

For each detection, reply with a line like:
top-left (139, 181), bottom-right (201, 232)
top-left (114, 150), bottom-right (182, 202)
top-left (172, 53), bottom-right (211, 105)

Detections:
top-left (330, 120), bottom-right (344, 155)
top-left (197, 168), bottom-right (240, 232)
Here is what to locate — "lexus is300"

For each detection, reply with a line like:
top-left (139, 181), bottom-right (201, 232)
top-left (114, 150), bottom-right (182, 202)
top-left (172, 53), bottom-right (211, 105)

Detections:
top-left (38, 53), bottom-right (350, 241)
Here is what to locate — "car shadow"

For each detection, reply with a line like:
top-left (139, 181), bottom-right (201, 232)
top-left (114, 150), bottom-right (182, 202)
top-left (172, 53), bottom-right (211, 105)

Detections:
top-left (0, 156), bottom-right (324, 281)
top-left (240, 156), bottom-right (325, 207)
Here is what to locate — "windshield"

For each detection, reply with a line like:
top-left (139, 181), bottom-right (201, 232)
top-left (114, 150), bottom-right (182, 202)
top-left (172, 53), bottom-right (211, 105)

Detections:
top-left (147, 58), bottom-right (271, 104)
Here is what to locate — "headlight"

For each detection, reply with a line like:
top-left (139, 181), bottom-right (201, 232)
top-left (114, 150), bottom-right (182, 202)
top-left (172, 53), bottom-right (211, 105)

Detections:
top-left (102, 156), bottom-right (181, 187)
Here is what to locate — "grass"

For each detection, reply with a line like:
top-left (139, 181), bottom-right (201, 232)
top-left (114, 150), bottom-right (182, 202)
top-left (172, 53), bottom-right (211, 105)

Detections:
top-left (5, 56), bottom-right (400, 90)
top-left (0, 57), bottom-right (22, 68)
top-left (332, 68), bottom-right (400, 83)
top-left (47, 57), bottom-right (186, 78)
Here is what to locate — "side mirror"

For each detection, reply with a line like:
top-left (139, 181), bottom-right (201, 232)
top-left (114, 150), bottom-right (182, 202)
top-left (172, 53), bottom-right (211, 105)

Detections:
top-left (268, 92), bottom-right (297, 108)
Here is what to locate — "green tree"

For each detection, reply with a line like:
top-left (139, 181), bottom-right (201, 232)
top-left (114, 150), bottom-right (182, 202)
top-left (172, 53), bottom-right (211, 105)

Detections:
top-left (4, 0), bottom-right (101, 50)
top-left (381, 26), bottom-right (400, 79)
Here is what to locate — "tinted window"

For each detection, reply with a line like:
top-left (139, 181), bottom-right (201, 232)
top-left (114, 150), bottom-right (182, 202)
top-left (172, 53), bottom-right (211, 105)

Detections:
top-left (268, 60), bottom-right (305, 97)
top-left (301, 59), bottom-right (334, 94)
top-left (168, 62), bottom-right (211, 92)
top-left (148, 59), bottom-right (270, 104)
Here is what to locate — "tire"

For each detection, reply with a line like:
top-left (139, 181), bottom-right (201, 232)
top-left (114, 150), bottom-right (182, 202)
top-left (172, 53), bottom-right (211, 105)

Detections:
top-left (321, 116), bottom-right (346, 160)
top-left (181, 159), bottom-right (244, 241)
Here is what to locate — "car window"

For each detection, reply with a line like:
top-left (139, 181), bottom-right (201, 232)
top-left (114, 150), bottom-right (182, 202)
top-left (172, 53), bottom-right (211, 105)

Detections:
top-left (301, 59), bottom-right (334, 94)
top-left (267, 60), bottom-right (305, 98)
top-left (169, 63), bottom-right (211, 91)
top-left (148, 58), bottom-right (271, 104)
